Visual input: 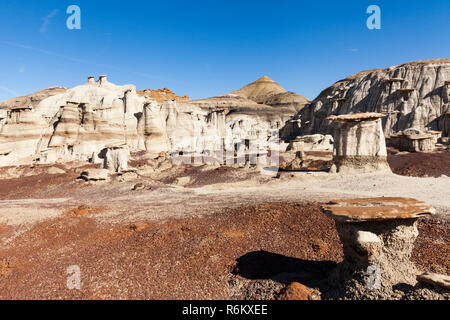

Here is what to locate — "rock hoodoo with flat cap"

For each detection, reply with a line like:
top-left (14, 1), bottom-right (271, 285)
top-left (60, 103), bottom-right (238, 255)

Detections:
top-left (321, 197), bottom-right (436, 299)
top-left (327, 112), bottom-right (391, 174)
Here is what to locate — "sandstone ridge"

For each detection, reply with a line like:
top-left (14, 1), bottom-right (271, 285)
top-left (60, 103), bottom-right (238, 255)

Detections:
top-left (290, 59), bottom-right (450, 138)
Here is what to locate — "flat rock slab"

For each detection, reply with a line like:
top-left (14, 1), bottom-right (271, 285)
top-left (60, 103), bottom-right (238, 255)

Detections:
top-left (327, 112), bottom-right (385, 122)
top-left (417, 272), bottom-right (450, 290)
top-left (321, 197), bottom-right (435, 222)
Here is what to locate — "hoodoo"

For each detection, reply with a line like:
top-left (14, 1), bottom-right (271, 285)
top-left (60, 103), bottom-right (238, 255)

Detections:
top-left (321, 197), bottom-right (436, 299)
top-left (327, 112), bottom-right (391, 174)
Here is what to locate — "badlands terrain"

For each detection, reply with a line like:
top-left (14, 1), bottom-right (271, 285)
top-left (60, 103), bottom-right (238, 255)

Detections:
top-left (0, 59), bottom-right (449, 300)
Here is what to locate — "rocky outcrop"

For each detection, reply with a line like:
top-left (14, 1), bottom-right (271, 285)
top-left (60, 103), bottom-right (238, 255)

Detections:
top-left (0, 75), bottom-right (308, 167)
top-left (327, 113), bottom-right (391, 174)
top-left (291, 59), bottom-right (450, 138)
top-left (103, 145), bottom-right (129, 172)
top-left (137, 88), bottom-right (190, 103)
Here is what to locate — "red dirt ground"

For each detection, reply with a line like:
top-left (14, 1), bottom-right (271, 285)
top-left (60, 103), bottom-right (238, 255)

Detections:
top-left (387, 150), bottom-right (450, 178)
top-left (0, 202), bottom-right (447, 299)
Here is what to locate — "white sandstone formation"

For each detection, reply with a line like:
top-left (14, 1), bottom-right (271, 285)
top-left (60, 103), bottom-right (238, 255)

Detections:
top-left (291, 59), bottom-right (450, 138)
top-left (0, 75), bottom-right (302, 167)
top-left (103, 145), bottom-right (130, 172)
top-left (327, 113), bottom-right (391, 174)
top-left (321, 197), bottom-right (436, 299)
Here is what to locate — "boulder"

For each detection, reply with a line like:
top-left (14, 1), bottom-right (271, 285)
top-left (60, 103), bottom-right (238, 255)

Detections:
top-left (388, 129), bottom-right (441, 152)
top-left (277, 282), bottom-right (320, 300)
top-left (78, 168), bottom-right (109, 181)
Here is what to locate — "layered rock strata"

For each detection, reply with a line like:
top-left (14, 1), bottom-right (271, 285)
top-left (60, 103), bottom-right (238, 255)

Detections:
top-left (0, 75), bottom-right (305, 167)
top-left (291, 59), bottom-right (450, 138)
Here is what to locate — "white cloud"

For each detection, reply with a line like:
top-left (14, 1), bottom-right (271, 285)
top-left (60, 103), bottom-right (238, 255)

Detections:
top-left (40, 9), bottom-right (59, 33)
top-left (19, 65), bottom-right (26, 73)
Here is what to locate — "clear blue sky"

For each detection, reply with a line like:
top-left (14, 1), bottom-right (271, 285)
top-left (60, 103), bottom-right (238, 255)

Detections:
top-left (0, 0), bottom-right (449, 101)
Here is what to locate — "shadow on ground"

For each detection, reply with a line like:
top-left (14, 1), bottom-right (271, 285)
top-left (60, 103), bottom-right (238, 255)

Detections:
top-left (232, 250), bottom-right (337, 286)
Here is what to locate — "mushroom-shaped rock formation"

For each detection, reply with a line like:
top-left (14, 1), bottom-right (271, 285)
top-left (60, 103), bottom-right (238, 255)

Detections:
top-left (321, 197), bottom-right (436, 299)
top-left (388, 128), bottom-right (441, 152)
top-left (327, 112), bottom-right (391, 174)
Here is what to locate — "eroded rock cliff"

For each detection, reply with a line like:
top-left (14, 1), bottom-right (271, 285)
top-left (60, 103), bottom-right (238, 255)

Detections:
top-left (291, 59), bottom-right (450, 138)
top-left (0, 75), bottom-right (305, 167)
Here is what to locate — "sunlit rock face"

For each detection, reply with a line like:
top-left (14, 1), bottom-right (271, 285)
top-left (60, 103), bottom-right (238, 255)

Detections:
top-left (0, 75), bottom-right (306, 167)
top-left (327, 113), bottom-right (391, 174)
top-left (291, 59), bottom-right (450, 138)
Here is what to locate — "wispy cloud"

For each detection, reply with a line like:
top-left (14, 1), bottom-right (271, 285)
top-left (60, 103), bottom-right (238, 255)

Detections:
top-left (0, 41), bottom-right (171, 83)
top-left (0, 86), bottom-right (19, 97)
top-left (40, 9), bottom-right (59, 33)
top-left (349, 48), bottom-right (359, 53)
top-left (19, 65), bottom-right (26, 73)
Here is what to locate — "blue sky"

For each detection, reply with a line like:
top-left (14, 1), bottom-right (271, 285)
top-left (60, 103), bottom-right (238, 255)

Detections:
top-left (0, 0), bottom-right (449, 101)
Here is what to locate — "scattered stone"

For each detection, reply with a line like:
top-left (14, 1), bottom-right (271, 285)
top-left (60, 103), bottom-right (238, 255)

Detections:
top-left (417, 272), bottom-right (450, 290)
top-left (131, 183), bottom-right (145, 191)
top-left (277, 282), bottom-right (320, 300)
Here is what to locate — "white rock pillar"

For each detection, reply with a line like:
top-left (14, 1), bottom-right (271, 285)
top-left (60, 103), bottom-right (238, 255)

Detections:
top-left (327, 112), bottom-right (391, 174)
top-left (143, 100), bottom-right (169, 155)
top-left (104, 145), bottom-right (130, 172)
top-left (87, 76), bottom-right (95, 85)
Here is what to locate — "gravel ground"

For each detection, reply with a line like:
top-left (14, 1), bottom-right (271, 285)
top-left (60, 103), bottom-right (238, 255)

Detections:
top-left (0, 160), bottom-right (448, 299)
